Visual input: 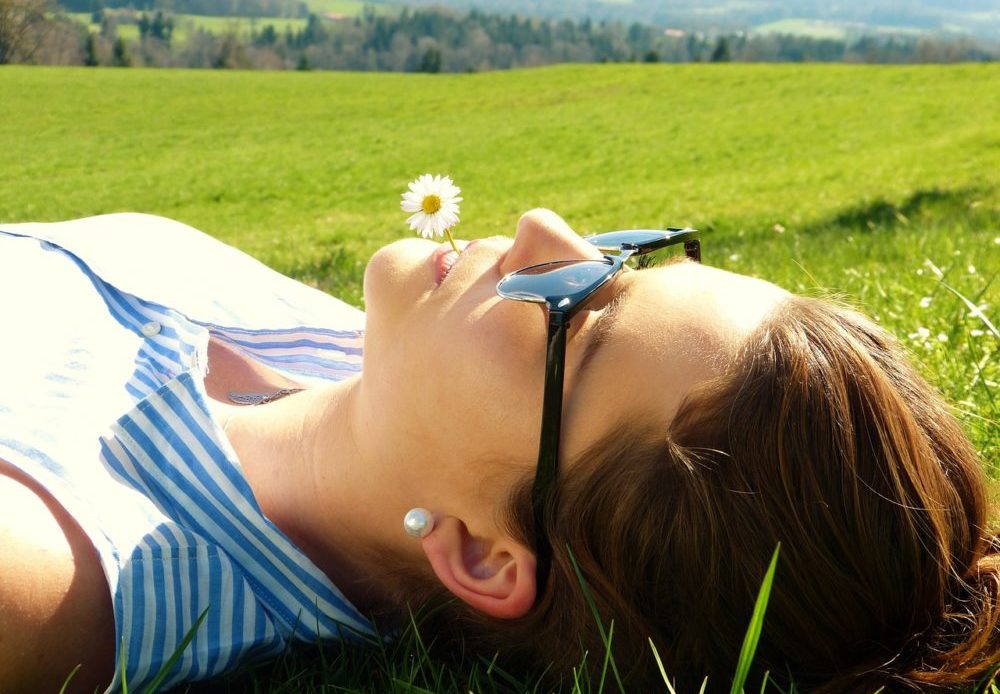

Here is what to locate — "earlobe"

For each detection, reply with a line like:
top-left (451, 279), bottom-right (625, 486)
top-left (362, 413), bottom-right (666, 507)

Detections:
top-left (421, 516), bottom-right (537, 619)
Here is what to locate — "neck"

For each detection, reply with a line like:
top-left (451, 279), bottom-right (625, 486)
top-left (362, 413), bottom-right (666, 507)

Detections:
top-left (214, 377), bottom-right (412, 612)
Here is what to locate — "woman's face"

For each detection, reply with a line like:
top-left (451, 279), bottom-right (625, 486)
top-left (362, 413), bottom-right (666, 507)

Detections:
top-left (360, 209), bottom-right (788, 512)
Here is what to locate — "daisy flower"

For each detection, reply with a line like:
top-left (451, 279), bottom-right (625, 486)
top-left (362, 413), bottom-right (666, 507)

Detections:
top-left (401, 174), bottom-right (462, 252)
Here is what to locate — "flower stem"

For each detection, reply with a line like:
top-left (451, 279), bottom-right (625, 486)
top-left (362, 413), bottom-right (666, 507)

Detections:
top-left (443, 228), bottom-right (460, 254)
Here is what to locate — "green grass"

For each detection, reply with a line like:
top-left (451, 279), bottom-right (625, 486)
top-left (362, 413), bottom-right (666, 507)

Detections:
top-left (1, 63), bottom-right (998, 691)
top-left (174, 14), bottom-right (309, 36)
top-left (69, 11), bottom-right (139, 41)
top-left (66, 1), bottom-right (393, 46)
top-left (304, 0), bottom-right (394, 17)
top-left (68, 12), bottom-right (310, 45)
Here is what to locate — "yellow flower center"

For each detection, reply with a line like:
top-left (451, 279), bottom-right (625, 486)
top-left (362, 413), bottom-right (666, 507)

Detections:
top-left (422, 195), bottom-right (442, 214)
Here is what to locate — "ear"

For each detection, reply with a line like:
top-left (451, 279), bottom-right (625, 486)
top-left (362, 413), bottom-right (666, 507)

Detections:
top-left (421, 515), bottom-right (536, 619)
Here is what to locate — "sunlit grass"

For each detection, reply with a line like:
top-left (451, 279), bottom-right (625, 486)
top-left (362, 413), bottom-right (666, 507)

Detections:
top-left (304, 0), bottom-right (395, 16)
top-left (67, 11), bottom-right (310, 45)
top-left (2, 63), bottom-right (997, 692)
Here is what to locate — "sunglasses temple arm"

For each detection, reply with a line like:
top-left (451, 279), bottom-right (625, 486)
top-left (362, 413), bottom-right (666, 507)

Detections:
top-left (531, 314), bottom-right (568, 594)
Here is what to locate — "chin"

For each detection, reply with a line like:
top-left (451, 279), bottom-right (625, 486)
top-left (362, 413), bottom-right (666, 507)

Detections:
top-left (363, 237), bottom-right (435, 325)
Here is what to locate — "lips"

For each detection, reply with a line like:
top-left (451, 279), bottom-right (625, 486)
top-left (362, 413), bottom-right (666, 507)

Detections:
top-left (433, 247), bottom-right (458, 285)
top-left (432, 240), bottom-right (476, 286)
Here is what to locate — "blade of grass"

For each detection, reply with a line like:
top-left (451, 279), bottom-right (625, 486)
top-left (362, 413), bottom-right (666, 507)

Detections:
top-left (596, 620), bottom-right (615, 694)
top-left (648, 638), bottom-right (678, 694)
top-left (966, 337), bottom-right (998, 413)
top-left (391, 679), bottom-right (438, 694)
top-left (729, 543), bottom-right (781, 694)
top-left (141, 606), bottom-right (209, 693)
top-left (566, 544), bottom-right (626, 694)
top-left (572, 661), bottom-right (584, 694)
top-left (933, 271), bottom-right (999, 338)
top-left (972, 662), bottom-right (1000, 693)
top-left (57, 664), bottom-right (81, 694)
top-left (476, 652), bottom-right (525, 690)
top-left (401, 604), bottom-right (435, 686)
top-left (120, 634), bottom-right (128, 694)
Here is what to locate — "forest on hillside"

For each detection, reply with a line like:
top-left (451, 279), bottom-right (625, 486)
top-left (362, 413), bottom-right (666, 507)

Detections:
top-left (391, 0), bottom-right (1000, 39)
top-left (58, 0), bottom-right (309, 17)
top-left (2, 1), bottom-right (995, 69)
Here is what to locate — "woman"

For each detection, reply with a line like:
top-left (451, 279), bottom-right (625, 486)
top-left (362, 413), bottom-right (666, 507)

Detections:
top-left (0, 209), bottom-right (995, 693)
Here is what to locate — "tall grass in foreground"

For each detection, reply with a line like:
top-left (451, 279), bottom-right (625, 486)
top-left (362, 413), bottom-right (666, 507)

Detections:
top-left (178, 546), bottom-right (782, 694)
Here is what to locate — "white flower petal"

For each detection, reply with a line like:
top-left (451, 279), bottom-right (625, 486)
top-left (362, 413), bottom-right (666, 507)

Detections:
top-left (402, 173), bottom-right (463, 238)
top-left (406, 211), bottom-right (428, 232)
top-left (401, 191), bottom-right (424, 212)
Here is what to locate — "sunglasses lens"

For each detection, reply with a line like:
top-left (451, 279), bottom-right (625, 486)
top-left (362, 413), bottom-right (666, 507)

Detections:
top-left (498, 259), bottom-right (612, 303)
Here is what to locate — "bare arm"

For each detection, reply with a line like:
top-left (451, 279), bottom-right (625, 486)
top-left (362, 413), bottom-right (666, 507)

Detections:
top-left (0, 460), bottom-right (115, 694)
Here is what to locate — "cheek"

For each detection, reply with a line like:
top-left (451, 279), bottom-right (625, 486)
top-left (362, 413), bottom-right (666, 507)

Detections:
top-left (363, 271), bottom-right (549, 462)
top-left (430, 307), bottom-right (547, 454)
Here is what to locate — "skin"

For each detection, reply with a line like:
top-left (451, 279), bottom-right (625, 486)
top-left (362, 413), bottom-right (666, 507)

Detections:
top-left (0, 208), bottom-right (788, 688)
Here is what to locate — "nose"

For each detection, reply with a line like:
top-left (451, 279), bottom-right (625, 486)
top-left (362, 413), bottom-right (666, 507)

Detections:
top-left (498, 209), bottom-right (605, 276)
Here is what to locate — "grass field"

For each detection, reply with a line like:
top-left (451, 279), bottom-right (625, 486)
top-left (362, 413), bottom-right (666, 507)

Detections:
top-left (68, 11), bottom-right (311, 44)
top-left (305, 0), bottom-right (394, 16)
top-left (1, 63), bottom-right (998, 691)
top-left (65, 1), bottom-right (394, 46)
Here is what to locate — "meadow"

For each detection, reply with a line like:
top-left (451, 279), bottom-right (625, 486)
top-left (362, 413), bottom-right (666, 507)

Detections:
top-left (304, 0), bottom-right (392, 16)
top-left (0, 63), bottom-right (998, 691)
top-left (68, 12), bottom-right (310, 44)
top-left (65, 0), bottom-right (391, 44)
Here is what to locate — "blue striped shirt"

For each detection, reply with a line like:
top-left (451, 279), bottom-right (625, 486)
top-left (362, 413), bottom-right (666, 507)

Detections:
top-left (0, 214), bottom-right (373, 692)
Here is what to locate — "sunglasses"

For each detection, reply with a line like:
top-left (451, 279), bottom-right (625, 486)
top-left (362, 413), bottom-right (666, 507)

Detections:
top-left (495, 227), bottom-right (701, 594)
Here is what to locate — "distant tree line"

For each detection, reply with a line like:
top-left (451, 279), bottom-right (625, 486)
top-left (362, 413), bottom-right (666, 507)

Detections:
top-left (393, 0), bottom-right (1000, 39)
top-left (2, 0), bottom-right (996, 70)
top-left (64, 0), bottom-right (307, 18)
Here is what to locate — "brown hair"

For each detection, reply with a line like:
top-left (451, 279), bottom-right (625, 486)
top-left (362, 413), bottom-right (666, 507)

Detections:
top-left (392, 295), bottom-right (1000, 692)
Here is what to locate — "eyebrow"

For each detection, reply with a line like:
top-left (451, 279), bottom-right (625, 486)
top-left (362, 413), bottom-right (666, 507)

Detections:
top-left (574, 254), bottom-right (691, 377)
top-left (574, 280), bottom-right (635, 378)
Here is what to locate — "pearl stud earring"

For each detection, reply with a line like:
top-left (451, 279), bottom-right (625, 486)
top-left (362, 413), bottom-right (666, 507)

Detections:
top-left (403, 508), bottom-right (434, 538)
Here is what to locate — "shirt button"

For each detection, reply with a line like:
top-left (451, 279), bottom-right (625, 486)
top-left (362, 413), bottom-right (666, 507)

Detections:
top-left (141, 321), bottom-right (161, 337)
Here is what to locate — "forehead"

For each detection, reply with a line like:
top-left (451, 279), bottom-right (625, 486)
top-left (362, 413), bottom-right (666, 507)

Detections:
top-left (563, 262), bottom-right (788, 452)
top-left (625, 261), bottom-right (788, 356)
